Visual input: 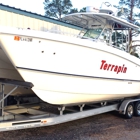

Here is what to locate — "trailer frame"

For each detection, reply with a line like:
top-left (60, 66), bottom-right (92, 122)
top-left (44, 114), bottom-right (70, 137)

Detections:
top-left (0, 78), bottom-right (139, 132)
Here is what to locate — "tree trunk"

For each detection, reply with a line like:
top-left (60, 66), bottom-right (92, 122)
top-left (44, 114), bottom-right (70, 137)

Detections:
top-left (129, 0), bottom-right (134, 52)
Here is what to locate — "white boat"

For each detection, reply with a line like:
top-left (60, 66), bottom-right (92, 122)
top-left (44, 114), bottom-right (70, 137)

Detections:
top-left (0, 2), bottom-right (140, 105)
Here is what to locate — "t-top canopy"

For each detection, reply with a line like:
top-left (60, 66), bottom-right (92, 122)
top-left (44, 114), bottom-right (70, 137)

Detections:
top-left (63, 12), bottom-right (139, 30)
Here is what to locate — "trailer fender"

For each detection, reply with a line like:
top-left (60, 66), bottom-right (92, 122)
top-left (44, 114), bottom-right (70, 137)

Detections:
top-left (119, 99), bottom-right (140, 114)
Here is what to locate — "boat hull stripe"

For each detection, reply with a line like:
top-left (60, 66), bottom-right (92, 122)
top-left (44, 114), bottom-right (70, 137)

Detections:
top-left (16, 67), bottom-right (140, 82)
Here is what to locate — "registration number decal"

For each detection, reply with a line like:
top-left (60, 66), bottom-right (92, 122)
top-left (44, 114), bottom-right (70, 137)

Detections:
top-left (14, 36), bottom-right (32, 42)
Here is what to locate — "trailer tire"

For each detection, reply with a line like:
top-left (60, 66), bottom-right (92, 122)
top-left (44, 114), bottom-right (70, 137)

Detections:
top-left (125, 103), bottom-right (134, 119)
top-left (134, 102), bottom-right (140, 116)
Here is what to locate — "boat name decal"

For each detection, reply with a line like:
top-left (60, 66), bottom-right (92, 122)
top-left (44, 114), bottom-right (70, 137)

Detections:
top-left (14, 36), bottom-right (32, 42)
top-left (100, 60), bottom-right (127, 74)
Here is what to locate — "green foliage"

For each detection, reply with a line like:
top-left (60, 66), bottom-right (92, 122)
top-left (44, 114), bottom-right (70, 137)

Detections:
top-left (44, 0), bottom-right (72, 19)
top-left (118, 0), bottom-right (140, 23)
top-left (112, 31), bottom-right (127, 50)
top-left (79, 7), bottom-right (86, 12)
top-left (112, 31), bottom-right (126, 42)
top-left (68, 7), bottom-right (86, 14)
top-left (118, 0), bottom-right (140, 52)
top-left (133, 53), bottom-right (139, 58)
top-left (69, 8), bottom-right (78, 14)
top-left (119, 0), bottom-right (140, 9)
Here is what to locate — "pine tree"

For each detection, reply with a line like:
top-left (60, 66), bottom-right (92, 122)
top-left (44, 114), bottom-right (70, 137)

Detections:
top-left (44, 0), bottom-right (73, 19)
top-left (69, 8), bottom-right (78, 14)
top-left (118, 0), bottom-right (140, 52)
top-left (68, 7), bottom-right (86, 14)
top-left (79, 7), bottom-right (86, 12)
top-left (119, 0), bottom-right (140, 24)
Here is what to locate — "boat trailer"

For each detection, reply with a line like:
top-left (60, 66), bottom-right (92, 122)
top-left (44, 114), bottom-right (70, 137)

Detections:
top-left (0, 78), bottom-right (140, 132)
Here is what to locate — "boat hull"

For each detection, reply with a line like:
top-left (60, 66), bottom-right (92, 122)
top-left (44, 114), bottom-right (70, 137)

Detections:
top-left (0, 48), bottom-right (33, 96)
top-left (18, 68), bottom-right (140, 105)
top-left (0, 28), bottom-right (140, 105)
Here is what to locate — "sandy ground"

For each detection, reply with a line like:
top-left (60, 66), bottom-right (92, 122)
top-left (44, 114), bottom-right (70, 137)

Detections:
top-left (0, 111), bottom-right (140, 140)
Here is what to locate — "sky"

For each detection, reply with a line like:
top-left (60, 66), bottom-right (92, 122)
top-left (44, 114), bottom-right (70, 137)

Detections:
top-left (0, 0), bottom-right (119, 15)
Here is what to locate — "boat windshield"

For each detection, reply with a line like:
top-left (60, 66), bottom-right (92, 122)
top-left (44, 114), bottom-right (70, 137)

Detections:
top-left (83, 28), bottom-right (103, 39)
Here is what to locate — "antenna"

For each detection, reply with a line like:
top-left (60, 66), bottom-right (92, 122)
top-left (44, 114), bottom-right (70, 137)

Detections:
top-left (121, 7), bottom-right (124, 13)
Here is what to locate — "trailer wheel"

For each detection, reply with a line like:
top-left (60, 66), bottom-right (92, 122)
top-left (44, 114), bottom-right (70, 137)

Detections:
top-left (125, 103), bottom-right (134, 119)
top-left (134, 102), bottom-right (140, 116)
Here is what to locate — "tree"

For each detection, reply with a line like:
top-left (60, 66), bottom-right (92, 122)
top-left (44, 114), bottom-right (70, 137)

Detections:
top-left (79, 7), bottom-right (86, 12)
top-left (69, 8), bottom-right (78, 14)
top-left (44, 0), bottom-right (73, 19)
top-left (118, 0), bottom-right (140, 52)
top-left (68, 7), bottom-right (86, 14)
top-left (119, 0), bottom-right (140, 24)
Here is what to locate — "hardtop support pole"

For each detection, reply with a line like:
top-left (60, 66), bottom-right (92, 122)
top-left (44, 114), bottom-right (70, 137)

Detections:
top-left (0, 84), bottom-right (4, 116)
top-left (122, 30), bottom-right (123, 48)
top-left (109, 30), bottom-right (112, 46)
top-left (128, 28), bottom-right (131, 52)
